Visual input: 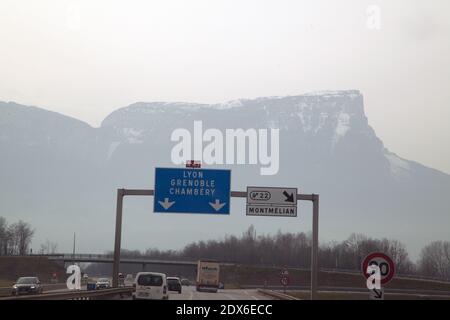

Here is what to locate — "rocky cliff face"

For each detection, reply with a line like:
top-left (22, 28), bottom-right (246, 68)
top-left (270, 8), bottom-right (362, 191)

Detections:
top-left (1, 91), bottom-right (449, 256)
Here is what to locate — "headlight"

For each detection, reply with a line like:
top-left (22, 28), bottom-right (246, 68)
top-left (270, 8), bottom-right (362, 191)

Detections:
top-left (30, 286), bottom-right (36, 289)
top-left (13, 285), bottom-right (17, 289)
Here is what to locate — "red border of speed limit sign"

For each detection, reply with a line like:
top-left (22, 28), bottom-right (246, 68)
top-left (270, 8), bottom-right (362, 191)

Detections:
top-left (280, 276), bottom-right (289, 286)
top-left (362, 252), bottom-right (395, 285)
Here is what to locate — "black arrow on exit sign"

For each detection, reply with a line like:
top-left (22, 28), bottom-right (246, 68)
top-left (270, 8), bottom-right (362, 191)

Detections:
top-left (283, 191), bottom-right (294, 203)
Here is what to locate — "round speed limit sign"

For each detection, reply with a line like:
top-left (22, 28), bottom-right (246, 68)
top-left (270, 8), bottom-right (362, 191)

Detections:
top-left (362, 252), bottom-right (395, 285)
top-left (280, 276), bottom-right (289, 286)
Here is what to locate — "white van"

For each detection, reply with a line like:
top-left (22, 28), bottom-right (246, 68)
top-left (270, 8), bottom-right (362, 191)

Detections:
top-left (132, 272), bottom-right (169, 300)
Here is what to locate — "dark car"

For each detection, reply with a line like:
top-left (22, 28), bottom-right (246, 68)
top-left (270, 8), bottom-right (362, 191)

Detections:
top-left (167, 277), bottom-right (182, 294)
top-left (11, 277), bottom-right (43, 296)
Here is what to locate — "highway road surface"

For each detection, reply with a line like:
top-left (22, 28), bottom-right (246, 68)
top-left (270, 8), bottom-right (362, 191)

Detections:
top-left (129, 286), bottom-right (273, 300)
top-left (171, 286), bottom-right (272, 300)
top-left (47, 285), bottom-right (273, 300)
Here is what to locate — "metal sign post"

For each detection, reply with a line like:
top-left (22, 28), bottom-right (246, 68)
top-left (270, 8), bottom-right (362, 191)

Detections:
top-left (362, 252), bottom-right (395, 301)
top-left (280, 269), bottom-right (290, 294)
top-left (311, 194), bottom-right (319, 300)
top-left (112, 189), bottom-right (153, 288)
top-left (111, 189), bottom-right (319, 300)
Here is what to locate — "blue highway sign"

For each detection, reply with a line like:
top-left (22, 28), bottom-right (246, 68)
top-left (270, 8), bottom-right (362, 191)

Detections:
top-left (154, 168), bottom-right (231, 214)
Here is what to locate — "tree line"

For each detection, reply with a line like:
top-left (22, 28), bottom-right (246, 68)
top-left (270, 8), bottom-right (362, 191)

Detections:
top-left (115, 226), bottom-right (450, 280)
top-left (1, 217), bottom-right (449, 280)
top-left (0, 217), bottom-right (59, 256)
top-left (0, 217), bottom-right (34, 256)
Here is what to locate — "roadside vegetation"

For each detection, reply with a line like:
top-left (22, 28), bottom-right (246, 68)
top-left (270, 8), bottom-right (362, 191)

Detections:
top-left (1, 217), bottom-right (450, 282)
top-left (101, 226), bottom-right (450, 281)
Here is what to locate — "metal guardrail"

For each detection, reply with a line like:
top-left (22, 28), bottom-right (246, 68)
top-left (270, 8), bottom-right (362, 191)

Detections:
top-left (249, 285), bottom-right (450, 297)
top-left (257, 289), bottom-right (300, 300)
top-left (0, 287), bottom-right (133, 300)
top-left (318, 267), bottom-right (450, 282)
top-left (253, 265), bottom-right (450, 283)
top-left (258, 287), bottom-right (450, 300)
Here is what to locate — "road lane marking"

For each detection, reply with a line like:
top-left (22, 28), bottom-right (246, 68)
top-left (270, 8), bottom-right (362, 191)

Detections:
top-left (243, 289), bottom-right (259, 300)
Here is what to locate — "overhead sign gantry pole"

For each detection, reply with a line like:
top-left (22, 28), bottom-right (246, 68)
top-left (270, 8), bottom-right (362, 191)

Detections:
top-left (112, 189), bottom-right (319, 300)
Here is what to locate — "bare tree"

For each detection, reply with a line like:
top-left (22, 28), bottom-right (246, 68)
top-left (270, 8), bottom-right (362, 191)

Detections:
top-left (0, 217), bottom-right (7, 256)
top-left (319, 234), bottom-right (414, 274)
top-left (382, 239), bottom-right (415, 274)
top-left (39, 239), bottom-right (58, 254)
top-left (419, 241), bottom-right (450, 280)
top-left (6, 224), bottom-right (18, 255)
top-left (8, 220), bottom-right (34, 255)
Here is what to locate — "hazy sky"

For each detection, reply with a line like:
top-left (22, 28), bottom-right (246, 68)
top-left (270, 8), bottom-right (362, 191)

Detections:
top-left (1, 0), bottom-right (449, 174)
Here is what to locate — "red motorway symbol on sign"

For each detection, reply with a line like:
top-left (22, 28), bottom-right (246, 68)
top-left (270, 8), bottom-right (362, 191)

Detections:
top-left (362, 252), bottom-right (396, 285)
top-left (186, 160), bottom-right (201, 168)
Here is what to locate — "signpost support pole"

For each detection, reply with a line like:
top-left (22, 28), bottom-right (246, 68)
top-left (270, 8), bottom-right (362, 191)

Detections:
top-left (112, 189), bottom-right (124, 288)
top-left (110, 187), bottom-right (320, 298)
top-left (311, 194), bottom-right (319, 300)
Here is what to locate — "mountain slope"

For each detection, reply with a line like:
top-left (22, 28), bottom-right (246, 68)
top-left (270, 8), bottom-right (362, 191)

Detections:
top-left (0, 92), bottom-right (449, 257)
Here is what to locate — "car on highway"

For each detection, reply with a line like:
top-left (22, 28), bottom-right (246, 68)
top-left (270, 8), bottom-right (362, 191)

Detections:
top-left (180, 278), bottom-right (191, 286)
top-left (118, 273), bottom-right (125, 287)
top-left (95, 278), bottom-right (111, 289)
top-left (167, 277), bottom-right (182, 294)
top-left (124, 274), bottom-right (134, 287)
top-left (132, 272), bottom-right (168, 300)
top-left (81, 273), bottom-right (89, 284)
top-left (11, 277), bottom-right (43, 296)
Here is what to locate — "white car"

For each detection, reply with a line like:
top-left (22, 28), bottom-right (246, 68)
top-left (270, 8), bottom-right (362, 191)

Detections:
top-left (124, 274), bottom-right (134, 287)
top-left (95, 278), bottom-right (111, 290)
top-left (132, 272), bottom-right (169, 300)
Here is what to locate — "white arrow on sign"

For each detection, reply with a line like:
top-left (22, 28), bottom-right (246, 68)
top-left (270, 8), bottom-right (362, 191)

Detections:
top-left (158, 198), bottom-right (175, 210)
top-left (209, 199), bottom-right (226, 211)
